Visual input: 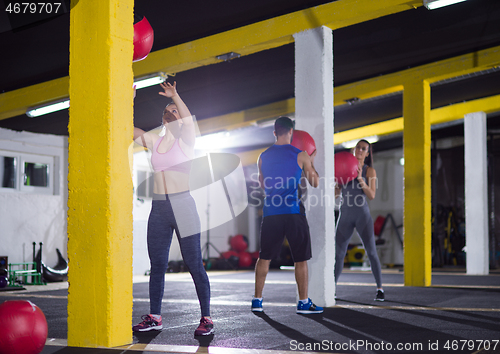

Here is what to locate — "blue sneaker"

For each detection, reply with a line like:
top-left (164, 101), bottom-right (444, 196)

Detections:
top-left (297, 298), bottom-right (323, 314)
top-left (251, 298), bottom-right (263, 312)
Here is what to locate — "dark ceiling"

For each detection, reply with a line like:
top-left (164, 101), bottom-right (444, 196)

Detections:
top-left (1, 0), bottom-right (500, 152)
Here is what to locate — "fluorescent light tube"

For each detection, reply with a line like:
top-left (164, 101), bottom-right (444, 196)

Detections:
top-left (134, 76), bottom-right (165, 89)
top-left (26, 73), bottom-right (165, 117)
top-left (423, 0), bottom-right (467, 10)
top-left (26, 100), bottom-right (70, 118)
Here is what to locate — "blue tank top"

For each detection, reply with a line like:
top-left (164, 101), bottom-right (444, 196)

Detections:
top-left (341, 164), bottom-right (369, 210)
top-left (260, 144), bottom-right (303, 217)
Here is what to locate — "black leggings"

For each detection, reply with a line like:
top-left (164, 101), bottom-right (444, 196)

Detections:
top-left (335, 205), bottom-right (382, 288)
top-left (147, 192), bottom-right (210, 316)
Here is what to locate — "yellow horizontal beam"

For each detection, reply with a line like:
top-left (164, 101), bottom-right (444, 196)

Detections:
top-left (334, 45), bottom-right (500, 105)
top-left (334, 118), bottom-right (404, 144)
top-left (0, 77), bottom-right (69, 120)
top-left (197, 99), bottom-right (295, 135)
top-left (335, 84), bottom-right (404, 106)
top-left (425, 46), bottom-right (500, 84)
top-left (431, 94), bottom-right (500, 125)
top-left (333, 93), bottom-right (500, 145)
top-left (0, 0), bottom-right (421, 121)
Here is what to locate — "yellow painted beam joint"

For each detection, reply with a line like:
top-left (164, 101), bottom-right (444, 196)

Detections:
top-left (403, 80), bottom-right (432, 287)
top-left (67, 0), bottom-right (134, 348)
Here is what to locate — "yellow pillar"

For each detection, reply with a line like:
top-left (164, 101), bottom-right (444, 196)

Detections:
top-left (67, 0), bottom-right (134, 347)
top-left (403, 79), bottom-right (432, 287)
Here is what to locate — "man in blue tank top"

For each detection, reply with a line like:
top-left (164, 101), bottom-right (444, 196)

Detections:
top-left (252, 116), bottom-right (323, 314)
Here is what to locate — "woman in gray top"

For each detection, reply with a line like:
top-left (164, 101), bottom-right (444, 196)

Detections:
top-left (335, 139), bottom-right (384, 301)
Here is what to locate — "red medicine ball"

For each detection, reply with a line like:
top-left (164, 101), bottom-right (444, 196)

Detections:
top-left (0, 300), bottom-right (48, 354)
top-left (373, 215), bottom-right (385, 236)
top-left (335, 151), bottom-right (359, 186)
top-left (291, 130), bottom-right (316, 156)
top-left (238, 252), bottom-right (253, 268)
top-left (133, 17), bottom-right (154, 62)
top-left (230, 234), bottom-right (248, 253)
top-left (221, 250), bottom-right (239, 259)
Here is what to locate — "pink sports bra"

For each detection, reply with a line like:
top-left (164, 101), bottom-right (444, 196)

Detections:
top-left (151, 137), bottom-right (191, 174)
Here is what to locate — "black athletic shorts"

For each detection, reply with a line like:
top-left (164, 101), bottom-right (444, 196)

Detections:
top-left (259, 213), bottom-right (312, 263)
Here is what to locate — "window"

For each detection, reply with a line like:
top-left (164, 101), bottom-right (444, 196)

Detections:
top-left (0, 155), bottom-right (16, 189)
top-left (20, 154), bottom-right (53, 194)
top-left (0, 150), bottom-right (54, 195)
top-left (24, 162), bottom-right (49, 187)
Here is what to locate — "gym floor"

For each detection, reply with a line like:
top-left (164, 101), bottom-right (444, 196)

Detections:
top-left (1, 268), bottom-right (499, 354)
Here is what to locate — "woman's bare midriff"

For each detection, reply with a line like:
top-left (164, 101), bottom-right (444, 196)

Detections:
top-left (153, 170), bottom-right (190, 194)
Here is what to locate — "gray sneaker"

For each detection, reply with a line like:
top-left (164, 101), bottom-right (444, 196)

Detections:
top-left (375, 290), bottom-right (385, 302)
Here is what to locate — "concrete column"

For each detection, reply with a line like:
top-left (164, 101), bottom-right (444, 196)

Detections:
top-left (403, 79), bottom-right (432, 286)
top-left (68, 0), bottom-right (134, 347)
top-left (464, 112), bottom-right (489, 275)
top-left (248, 205), bottom-right (259, 253)
top-left (294, 26), bottom-right (335, 307)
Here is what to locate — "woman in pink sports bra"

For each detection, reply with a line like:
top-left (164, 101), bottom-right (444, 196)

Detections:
top-left (134, 81), bottom-right (195, 195)
top-left (132, 82), bottom-right (213, 336)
